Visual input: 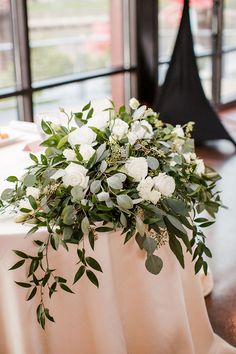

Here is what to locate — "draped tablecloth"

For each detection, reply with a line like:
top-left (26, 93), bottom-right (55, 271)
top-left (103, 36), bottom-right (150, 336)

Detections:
top-left (0, 127), bottom-right (235, 354)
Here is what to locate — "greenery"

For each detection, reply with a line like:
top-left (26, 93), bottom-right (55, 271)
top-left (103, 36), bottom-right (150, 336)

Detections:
top-left (0, 99), bottom-right (222, 328)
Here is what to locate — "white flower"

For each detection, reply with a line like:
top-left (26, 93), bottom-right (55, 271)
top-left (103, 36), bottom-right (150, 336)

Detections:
top-left (62, 163), bottom-right (89, 188)
top-left (127, 132), bottom-right (138, 145)
top-left (128, 120), bottom-right (153, 145)
top-left (137, 177), bottom-right (161, 205)
top-left (15, 212), bottom-right (28, 223)
top-left (143, 108), bottom-right (157, 118)
top-left (79, 144), bottom-right (95, 161)
top-left (87, 112), bottom-right (109, 132)
top-left (183, 152), bottom-right (196, 164)
top-left (111, 118), bottom-right (129, 140)
top-left (68, 126), bottom-right (96, 147)
top-left (63, 148), bottom-right (77, 161)
top-left (195, 159), bottom-right (205, 176)
top-left (132, 105), bottom-right (147, 120)
top-left (19, 199), bottom-right (33, 212)
top-left (172, 125), bottom-right (185, 138)
top-left (26, 187), bottom-right (40, 200)
top-left (129, 97), bottom-right (140, 110)
top-left (125, 157), bottom-right (148, 182)
top-left (97, 192), bottom-right (110, 202)
top-left (173, 138), bottom-right (185, 153)
top-left (153, 173), bottom-right (175, 197)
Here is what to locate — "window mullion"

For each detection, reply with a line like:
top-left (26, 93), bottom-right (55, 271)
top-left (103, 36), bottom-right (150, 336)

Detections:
top-left (10, 0), bottom-right (33, 121)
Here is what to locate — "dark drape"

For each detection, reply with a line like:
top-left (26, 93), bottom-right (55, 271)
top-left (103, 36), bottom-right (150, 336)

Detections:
top-left (155, 0), bottom-right (235, 146)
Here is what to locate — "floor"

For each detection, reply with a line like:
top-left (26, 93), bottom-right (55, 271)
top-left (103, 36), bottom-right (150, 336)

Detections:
top-left (196, 108), bottom-right (236, 347)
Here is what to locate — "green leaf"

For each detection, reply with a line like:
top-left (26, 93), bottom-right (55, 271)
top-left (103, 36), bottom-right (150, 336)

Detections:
top-left (6, 176), bottom-right (18, 183)
top-left (9, 259), bottom-right (25, 270)
top-left (62, 205), bottom-right (75, 225)
top-left (147, 156), bottom-right (159, 170)
top-left (143, 237), bottom-right (157, 254)
top-left (27, 226), bottom-right (39, 236)
top-left (1, 188), bottom-right (14, 201)
top-left (73, 265), bottom-right (86, 284)
top-left (28, 259), bottom-right (39, 276)
top-left (60, 283), bottom-right (74, 294)
top-left (13, 250), bottom-right (29, 259)
top-left (120, 213), bottom-right (127, 227)
top-left (166, 215), bottom-right (187, 235)
top-left (95, 226), bottom-right (113, 233)
top-left (71, 185), bottom-right (83, 203)
top-left (81, 216), bottom-right (90, 235)
top-left (88, 231), bottom-right (95, 250)
top-left (195, 257), bottom-right (203, 274)
top-left (63, 226), bottom-right (73, 241)
top-left (45, 308), bottom-right (55, 323)
top-left (107, 175), bottom-right (123, 189)
top-left (135, 233), bottom-right (145, 249)
top-left (28, 195), bottom-right (37, 210)
top-left (136, 216), bottom-right (145, 237)
top-left (57, 135), bottom-right (68, 149)
top-left (86, 269), bottom-right (99, 288)
top-left (42, 272), bottom-right (51, 287)
top-left (29, 153), bottom-right (38, 163)
top-left (41, 154), bottom-right (47, 165)
top-left (203, 245), bottom-right (212, 258)
top-left (86, 257), bottom-right (102, 272)
top-left (117, 194), bottom-right (133, 210)
top-left (82, 101), bottom-right (91, 111)
top-left (145, 255), bottom-right (163, 275)
top-left (27, 286), bottom-right (37, 301)
top-left (90, 180), bottom-right (101, 194)
top-left (165, 199), bottom-right (188, 216)
top-left (23, 174), bottom-right (36, 187)
top-left (87, 108), bottom-right (94, 119)
top-left (41, 120), bottom-right (52, 134)
top-left (15, 281), bottom-right (32, 288)
top-left (169, 235), bottom-right (185, 268)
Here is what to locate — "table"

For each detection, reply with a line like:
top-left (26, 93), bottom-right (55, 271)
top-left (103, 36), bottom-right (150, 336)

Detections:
top-left (0, 130), bottom-right (235, 354)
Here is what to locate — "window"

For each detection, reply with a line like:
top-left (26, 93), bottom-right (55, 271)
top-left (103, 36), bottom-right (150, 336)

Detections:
top-left (0, 0), bottom-right (135, 123)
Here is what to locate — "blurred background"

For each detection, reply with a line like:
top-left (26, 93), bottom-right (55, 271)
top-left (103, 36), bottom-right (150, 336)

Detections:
top-left (1, 0), bottom-right (236, 123)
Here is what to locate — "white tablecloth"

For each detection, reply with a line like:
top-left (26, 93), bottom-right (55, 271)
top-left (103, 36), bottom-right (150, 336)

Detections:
top-left (0, 132), bottom-right (235, 354)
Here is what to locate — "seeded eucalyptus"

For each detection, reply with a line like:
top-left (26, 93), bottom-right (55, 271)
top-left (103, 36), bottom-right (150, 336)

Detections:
top-left (0, 98), bottom-right (222, 328)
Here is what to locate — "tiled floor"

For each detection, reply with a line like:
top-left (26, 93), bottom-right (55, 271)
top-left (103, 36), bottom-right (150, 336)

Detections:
top-left (196, 108), bottom-right (236, 347)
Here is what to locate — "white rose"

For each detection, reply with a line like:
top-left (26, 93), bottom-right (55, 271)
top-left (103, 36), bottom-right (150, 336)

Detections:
top-left (26, 187), bottom-right (40, 200)
top-left (132, 105), bottom-right (147, 120)
top-left (111, 118), bottom-right (129, 140)
top-left (87, 112), bottom-right (109, 132)
top-left (63, 148), bottom-right (77, 161)
top-left (133, 120), bottom-right (153, 138)
top-left (97, 192), bottom-right (110, 202)
top-left (127, 131), bottom-right (138, 145)
top-left (79, 144), bottom-right (95, 161)
top-left (137, 177), bottom-right (161, 205)
top-left (125, 157), bottom-right (148, 182)
top-left (195, 159), bottom-right (205, 176)
top-left (68, 126), bottom-right (96, 147)
top-left (183, 152), bottom-right (196, 164)
top-left (153, 173), bottom-right (175, 197)
top-left (172, 125), bottom-right (185, 138)
top-left (129, 97), bottom-right (140, 110)
top-left (62, 163), bottom-right (89, 188)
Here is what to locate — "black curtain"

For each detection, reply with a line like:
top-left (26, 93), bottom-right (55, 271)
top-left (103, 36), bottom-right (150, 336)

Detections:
top-left (155, 0), bottom-right (236, 146)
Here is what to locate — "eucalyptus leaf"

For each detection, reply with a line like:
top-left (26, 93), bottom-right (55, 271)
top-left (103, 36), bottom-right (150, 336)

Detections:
top-left (117, 195), bottom-right (133, 210)
top-left (145, 255), bottom-right (163, 275)
top-left (147, 156), bottom-right (159, 170)
top-left (143, 237), bottom-right (157, 254)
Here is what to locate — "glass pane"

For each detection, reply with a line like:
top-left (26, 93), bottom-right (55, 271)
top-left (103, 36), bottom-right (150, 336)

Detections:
top-left (221, 52), bottom-right (236, 101)
top-left (223, 0), bottom-right (236, 49)
top-left (0, 97), bottom-right (18, 124)
top-left (0, 0), bottom-right (15, 89)
top-left (197, 56), bottom-right (212, 99)
top-left (27, 0), bottom-right (124, 82)
top-left (158, 0), bottom-right (213, 61)
top-left (33, 74), bottom-right (125, 118)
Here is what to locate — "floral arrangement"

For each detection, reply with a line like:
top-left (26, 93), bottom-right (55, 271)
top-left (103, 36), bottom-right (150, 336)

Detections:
top-left (0, 98), bottom-right (222, 328)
